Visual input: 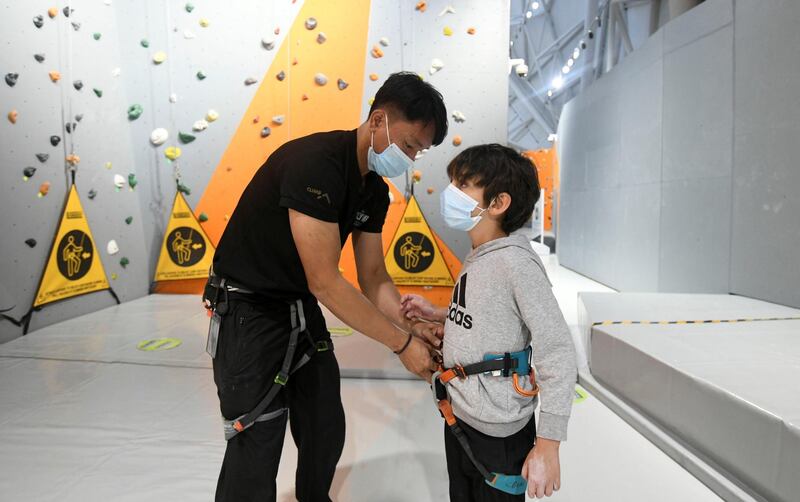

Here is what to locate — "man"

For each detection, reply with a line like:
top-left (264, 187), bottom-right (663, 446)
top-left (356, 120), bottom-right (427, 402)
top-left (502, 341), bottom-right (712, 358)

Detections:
top-left (206, 72), bottom-right (448, 501)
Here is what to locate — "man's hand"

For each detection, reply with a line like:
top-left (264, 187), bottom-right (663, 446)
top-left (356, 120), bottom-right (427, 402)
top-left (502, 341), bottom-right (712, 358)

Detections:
top-left (397, 335), bottom-right (437, 383)
top-left (411, 321), bottom-right (444, 349)
top-left (401, 294), bottom-right (445, 322)
top-left (521, 438), bottom-right (561, 498)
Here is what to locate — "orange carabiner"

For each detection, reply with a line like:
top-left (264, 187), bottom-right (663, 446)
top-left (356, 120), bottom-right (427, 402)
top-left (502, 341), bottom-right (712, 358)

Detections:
top-left (512, 373), bottom-right (539, 398)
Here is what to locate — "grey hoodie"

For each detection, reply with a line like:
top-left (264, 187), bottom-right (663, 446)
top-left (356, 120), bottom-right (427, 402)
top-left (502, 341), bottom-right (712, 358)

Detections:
top-left (442, 234), bottom-right (577, 441)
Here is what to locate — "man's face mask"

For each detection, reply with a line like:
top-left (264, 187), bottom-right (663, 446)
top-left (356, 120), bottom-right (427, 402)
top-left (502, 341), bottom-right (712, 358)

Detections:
top-left (440, 184), bottom-right (494, 232)
top-left (368, 112), bottom-right (414, 178)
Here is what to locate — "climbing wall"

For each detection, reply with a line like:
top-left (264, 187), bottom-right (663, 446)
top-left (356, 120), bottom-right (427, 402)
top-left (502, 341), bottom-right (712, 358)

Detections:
top-left (0, 0), bottom-right (510, 340)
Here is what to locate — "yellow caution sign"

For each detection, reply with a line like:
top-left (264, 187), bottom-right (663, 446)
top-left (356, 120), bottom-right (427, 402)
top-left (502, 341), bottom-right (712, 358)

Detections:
top-left (154, 192), bottom-right (215, 281)
top-left (384, 196), bottom-right (455, 287)
top-left (33, 185), bottom-right (112, 308)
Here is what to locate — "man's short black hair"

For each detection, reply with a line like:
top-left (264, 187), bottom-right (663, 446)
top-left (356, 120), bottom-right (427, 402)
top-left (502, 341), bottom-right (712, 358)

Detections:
top-left (446, 144), bottom-right (541, 234)
top-left (369, 72), bottom-right (448, 146)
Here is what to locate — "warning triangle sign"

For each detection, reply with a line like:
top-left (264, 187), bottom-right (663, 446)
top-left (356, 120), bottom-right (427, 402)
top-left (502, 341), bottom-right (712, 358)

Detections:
top-left (33, 185), bottom-right (112, 308)
top-left (384, 196), bottom-right (455, 287)
top-left (154, 192), bottom-right (215, 282)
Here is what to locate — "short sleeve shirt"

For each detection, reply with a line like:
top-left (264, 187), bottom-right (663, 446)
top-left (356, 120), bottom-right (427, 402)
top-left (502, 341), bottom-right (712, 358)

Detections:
top-left (212, 129), bottom-right (390, 300)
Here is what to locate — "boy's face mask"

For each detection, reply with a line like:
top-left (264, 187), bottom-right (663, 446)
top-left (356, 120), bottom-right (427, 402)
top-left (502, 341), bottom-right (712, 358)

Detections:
top-left (368, 112), bottom-right (414, 178)
top-left (440, 184), bottom-right (494, 232)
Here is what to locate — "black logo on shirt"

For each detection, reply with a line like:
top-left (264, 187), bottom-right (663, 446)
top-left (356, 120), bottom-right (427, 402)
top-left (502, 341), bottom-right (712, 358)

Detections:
top-left (448, 274), bottom-right (473, 329)
top-left (306, 186), bottom-right (331, 205)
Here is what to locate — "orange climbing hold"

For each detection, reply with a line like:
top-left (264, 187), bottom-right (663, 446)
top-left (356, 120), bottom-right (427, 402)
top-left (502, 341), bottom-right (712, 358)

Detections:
top-left (369, 73), bottom-right (379, 81)
top-left (412, 170), bottom-right (422, 182)
top-left (49, 70), bottom-right (61, 82)
top-left (415, 2), bottom-right (427, 12)
top-left (8, 110), bottom-right (18, 124)
top-left (453, 135), bottom-right (462, 146)
top-left (371, 46), bottom-right (384, 58)
top-left (48, 7), bottom-right (58, 18)
top-left (467, 27), bottom-right (476, 35)
top-left (38, 181), bottom-right (51, 197)
top-left (66, 154), bottom-right (80, 166)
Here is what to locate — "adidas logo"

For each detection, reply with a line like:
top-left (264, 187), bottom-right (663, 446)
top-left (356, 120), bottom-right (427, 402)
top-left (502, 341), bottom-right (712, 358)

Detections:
top-left (448, 274), bottom-right (473, 329)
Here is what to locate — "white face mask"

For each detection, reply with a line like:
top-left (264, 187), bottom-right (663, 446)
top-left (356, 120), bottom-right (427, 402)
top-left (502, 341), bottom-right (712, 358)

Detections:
top-left (367, 113), bottom-right (414, 178)
top-left (440, 184), bottom-right (493, 232)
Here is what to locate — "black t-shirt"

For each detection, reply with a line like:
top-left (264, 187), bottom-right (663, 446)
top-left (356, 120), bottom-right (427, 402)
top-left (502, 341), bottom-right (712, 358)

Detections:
top-left (212, 129), bottom-right (390, 300)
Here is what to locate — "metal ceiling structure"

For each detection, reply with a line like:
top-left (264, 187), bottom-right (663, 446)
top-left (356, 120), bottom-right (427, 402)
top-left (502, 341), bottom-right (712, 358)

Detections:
top-left (507, 0), bottom-right (701, 151)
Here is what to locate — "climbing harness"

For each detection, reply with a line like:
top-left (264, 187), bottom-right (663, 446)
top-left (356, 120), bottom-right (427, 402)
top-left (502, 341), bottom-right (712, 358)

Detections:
top-left (433, 346), bottom-right (539, 495)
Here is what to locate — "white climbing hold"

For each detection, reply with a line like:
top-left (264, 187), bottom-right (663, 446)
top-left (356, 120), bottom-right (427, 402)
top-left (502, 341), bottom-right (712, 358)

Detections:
top-left (183, 30), bottom-right (195, 39)
top-left (262, 36), bottom-right (275, 50)
top-left (193, 119), bottom-right (209, 131)
top-left (452, 110), bottom-right (466, 123)
top-left (206, 109), bottom-right (219, 122)
top-left (438, 5), bottom-right (456, 16)
top-left (107, 240), bottom-right (119, 255)
top-left (429, 58), bottom-right (444, 75)
top-left (379, 37), bottom-right (389, 47)
top-left (314, 73), bottom-right (328, 86)
top-left (272, 115), bottom-right (285, 125)
top-left (114, 174), bottom-right (125, 188)
top-left (150, 128), bottom-right (169, 145)
top-left (169, 93), bottom-right (177, 103)
top-left (111, 67), bottom-right (121, 77)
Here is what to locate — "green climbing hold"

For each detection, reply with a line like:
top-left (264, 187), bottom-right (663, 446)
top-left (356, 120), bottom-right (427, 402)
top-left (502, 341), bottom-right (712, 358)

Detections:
top-left (177, 182), bottom-right (191, 195)
top-left (196, 70), bottom-right (207, 80)
top-left (93, 32), bottom-right (101, 40)
top-left (128, 173), bottom-right (138, 189)
top-left (125, 216), bottom-right (133, 225)
top-left (120, 257), bottom-right (130, 268)
top-left (141, 39), bottom-right (149, 48)
top-left (198, 212), bottom-right (208, 222)
top-left (185, 3), bottom-right (195, 13)
top-left (127, 104), bottom-right (143, 120)
top-left (178, 132), bottom-right (196, 144)
top-left (93, 88), bottom-right (103, 98)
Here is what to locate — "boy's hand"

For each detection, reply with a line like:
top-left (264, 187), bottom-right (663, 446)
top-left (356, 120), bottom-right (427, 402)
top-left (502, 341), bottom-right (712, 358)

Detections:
top-left (401, 294), bottom-right (441, 321)
top-left (411, 321), bottom-right (444, 349)
top-left (521, 438), bottom-right (561, 498)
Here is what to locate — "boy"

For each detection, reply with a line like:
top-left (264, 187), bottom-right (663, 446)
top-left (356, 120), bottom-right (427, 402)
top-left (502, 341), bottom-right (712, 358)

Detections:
top-left (404, 144), bottom-right (577, 500)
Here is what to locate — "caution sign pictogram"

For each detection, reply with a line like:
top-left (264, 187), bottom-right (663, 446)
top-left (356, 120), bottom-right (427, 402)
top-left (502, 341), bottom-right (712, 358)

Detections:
top-left (154, 192), bottom-right (215, 281)
top-left (384, 196), bottom-right (455, 287)
top-left (33, 185), bottom-right (113, 308)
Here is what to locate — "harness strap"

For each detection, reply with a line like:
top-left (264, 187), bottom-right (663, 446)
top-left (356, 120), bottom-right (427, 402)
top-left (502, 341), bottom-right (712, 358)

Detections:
top-left (438, 399), bottom-right (495, 483)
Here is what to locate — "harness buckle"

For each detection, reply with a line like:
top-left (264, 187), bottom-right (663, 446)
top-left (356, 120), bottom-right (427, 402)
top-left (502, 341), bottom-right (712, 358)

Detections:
top-left (274, 372), bottom-right (289, 386)
top-left (315, 340), bottom-right (330, 352)
top-left (453, 364), bottom-right (467, 379)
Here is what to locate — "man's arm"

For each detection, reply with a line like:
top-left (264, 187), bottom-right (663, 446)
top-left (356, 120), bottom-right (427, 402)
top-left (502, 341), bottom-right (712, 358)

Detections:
top-left (289, 210), bottom-right (436, 381)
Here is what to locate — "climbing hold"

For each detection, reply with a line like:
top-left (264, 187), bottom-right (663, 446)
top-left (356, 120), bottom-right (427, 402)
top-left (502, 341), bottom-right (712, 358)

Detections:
top-left (106, 240), bottom-right (119, 255)
top-left (150, 128), bottom-right (169, 145)
top-left (48, 7), bottom-right (58, 18)
top-left (93, 32), bottom-right (101, 40)
top-left (262, 36), bottom-right (276, 50)
top-left (119, 257), bottom-right (130, 268)
top-left (369, 73), bottom-right (379, 81)
top-left (34, 54), bottom-right (45, 63)
top-left (140, 39), bottom-right (149, 48)
top-left (49, 71), bottom-right (61, 82)
top-left (7, 110), bottom-right (18, 124)
top-left (112, 67), bottom-right (121, 77)
top-left (452, 110), bottom-right (466, 123)
top-left (38, 182), bottom-right (51, 197)
top-left (380, 37), bottom-right (389, 47)
top-left (73, 80), bottom-right (83, 91)
top-left (127, 104), bottom-right (143, 120)
top-left (316, 32), bottom-right (327, 44)
top-left (114, 174), bottom-right (125, 189)
top-left (199, 18), bottom-right (210, 27)
top-left (272, 115), bottom-right (285, 125)
top-left (244, 77), bottom-right (258, 86)
top-left (153, 51), bottom-right (167, 64)
top-left (50, 135), bottom-right (61, 146)
top-left (23, 167), bottom-right (36, 180)
top-left (292, 57), bottom-right (298, 66)
top-left (198, 212), bottom-right (208, 222)
top-left (125, 216), bottom-right (133, 225)
top-left (111, 273), bottom-right (118, 280)
top-left (25, 239), bottom-right (37, 248)
top-left (5, 73), bottom-right (19, 87)
top-left (178, 132), bottom-right (196, 144)
top-left (223, 214), bottom-right (229, 221)
top-left (252, 116), bottom-right (260, 124)
top-left (439, 5), bottom-right (456, 16)
top-left (169, 93), bottom-right (177, 103)
top-left (274, 27), bottom-right (280, 35)
top-left (206, 109), bottom-right (219, 122)
top-left (65, 122), bottom-right (76, 133)
top-left (427, 187), bottom-right (435, 194)
top-left (66, 154), bottom-right (80, 166)
top-left (368, 97), bottom-right (374, 105)
top-left (429, 58), bottom-right (444, 75)
top-left (276, 70), bottom-right (286, 81)
top-left (452, 135), bottom-right (462, 146)
top-left (412, 170), bottom-right (422, 182)
top-left (443, 26), bottom-right (453, 36)
top-left (337, 78), bottom-right (349, 90)
top-left (177, 182), bottom-right (191, 195)
top-left (165, 146), bottom-right (182, 160)
top-left (196, 70), bottom-right (207, 80)
top-left (371, 46), bottom-right (384, 58)
top-left (302, 94), bottom-right (309, 101)
top-left (192, 119), bottom-right (208, 131)
top-left (185, 2), bottom-right (194, 12)
top-left (75, 113), bottom-right (83, 122)
top-left (63, 6), bottom-right (72, 17)
top-left (260, 127), bottom-right (271, 138)
top-left (33, 15), bottom-right (44, 28)
top-left (314, 73), bottom-right (328, 86)
top-left (93, 88), bottom-right (103, 98)
top-left (415, 2), bottom-right (427, 12)
top-left (183, 30), bottom-right (195, 39)
top-left (71, 22), bottom-right (80, 31)
top-left (88, 189), bottom-right (97, 199)
top-left (105, 162), bottom-right (112, 170)
top-left (467, 27), bottom-right (476, 35)
top-left (388, 191), bottom-right (395, 204)
top-left (127, 174), bottom-right (138, 190)
top-left (305, 17), bottom-right (317, 30)
top-left (36, 153), bottom-right (49, 163)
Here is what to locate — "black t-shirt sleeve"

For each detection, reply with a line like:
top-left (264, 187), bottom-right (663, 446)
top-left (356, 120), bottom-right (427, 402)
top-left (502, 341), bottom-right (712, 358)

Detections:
top-left (279, 158), bottom-right (344, 223)
top-left (359, 180), bottom-right (390, 233)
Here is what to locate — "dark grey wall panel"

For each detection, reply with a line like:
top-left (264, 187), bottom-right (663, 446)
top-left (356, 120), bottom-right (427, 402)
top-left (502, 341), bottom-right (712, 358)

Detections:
top-left (730, 0), bottom-right (800, 308)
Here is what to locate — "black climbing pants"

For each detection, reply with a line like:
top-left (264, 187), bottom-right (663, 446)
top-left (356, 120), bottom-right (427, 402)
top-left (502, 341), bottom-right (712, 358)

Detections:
top-left (212, 297), bottom-right (345, 502)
